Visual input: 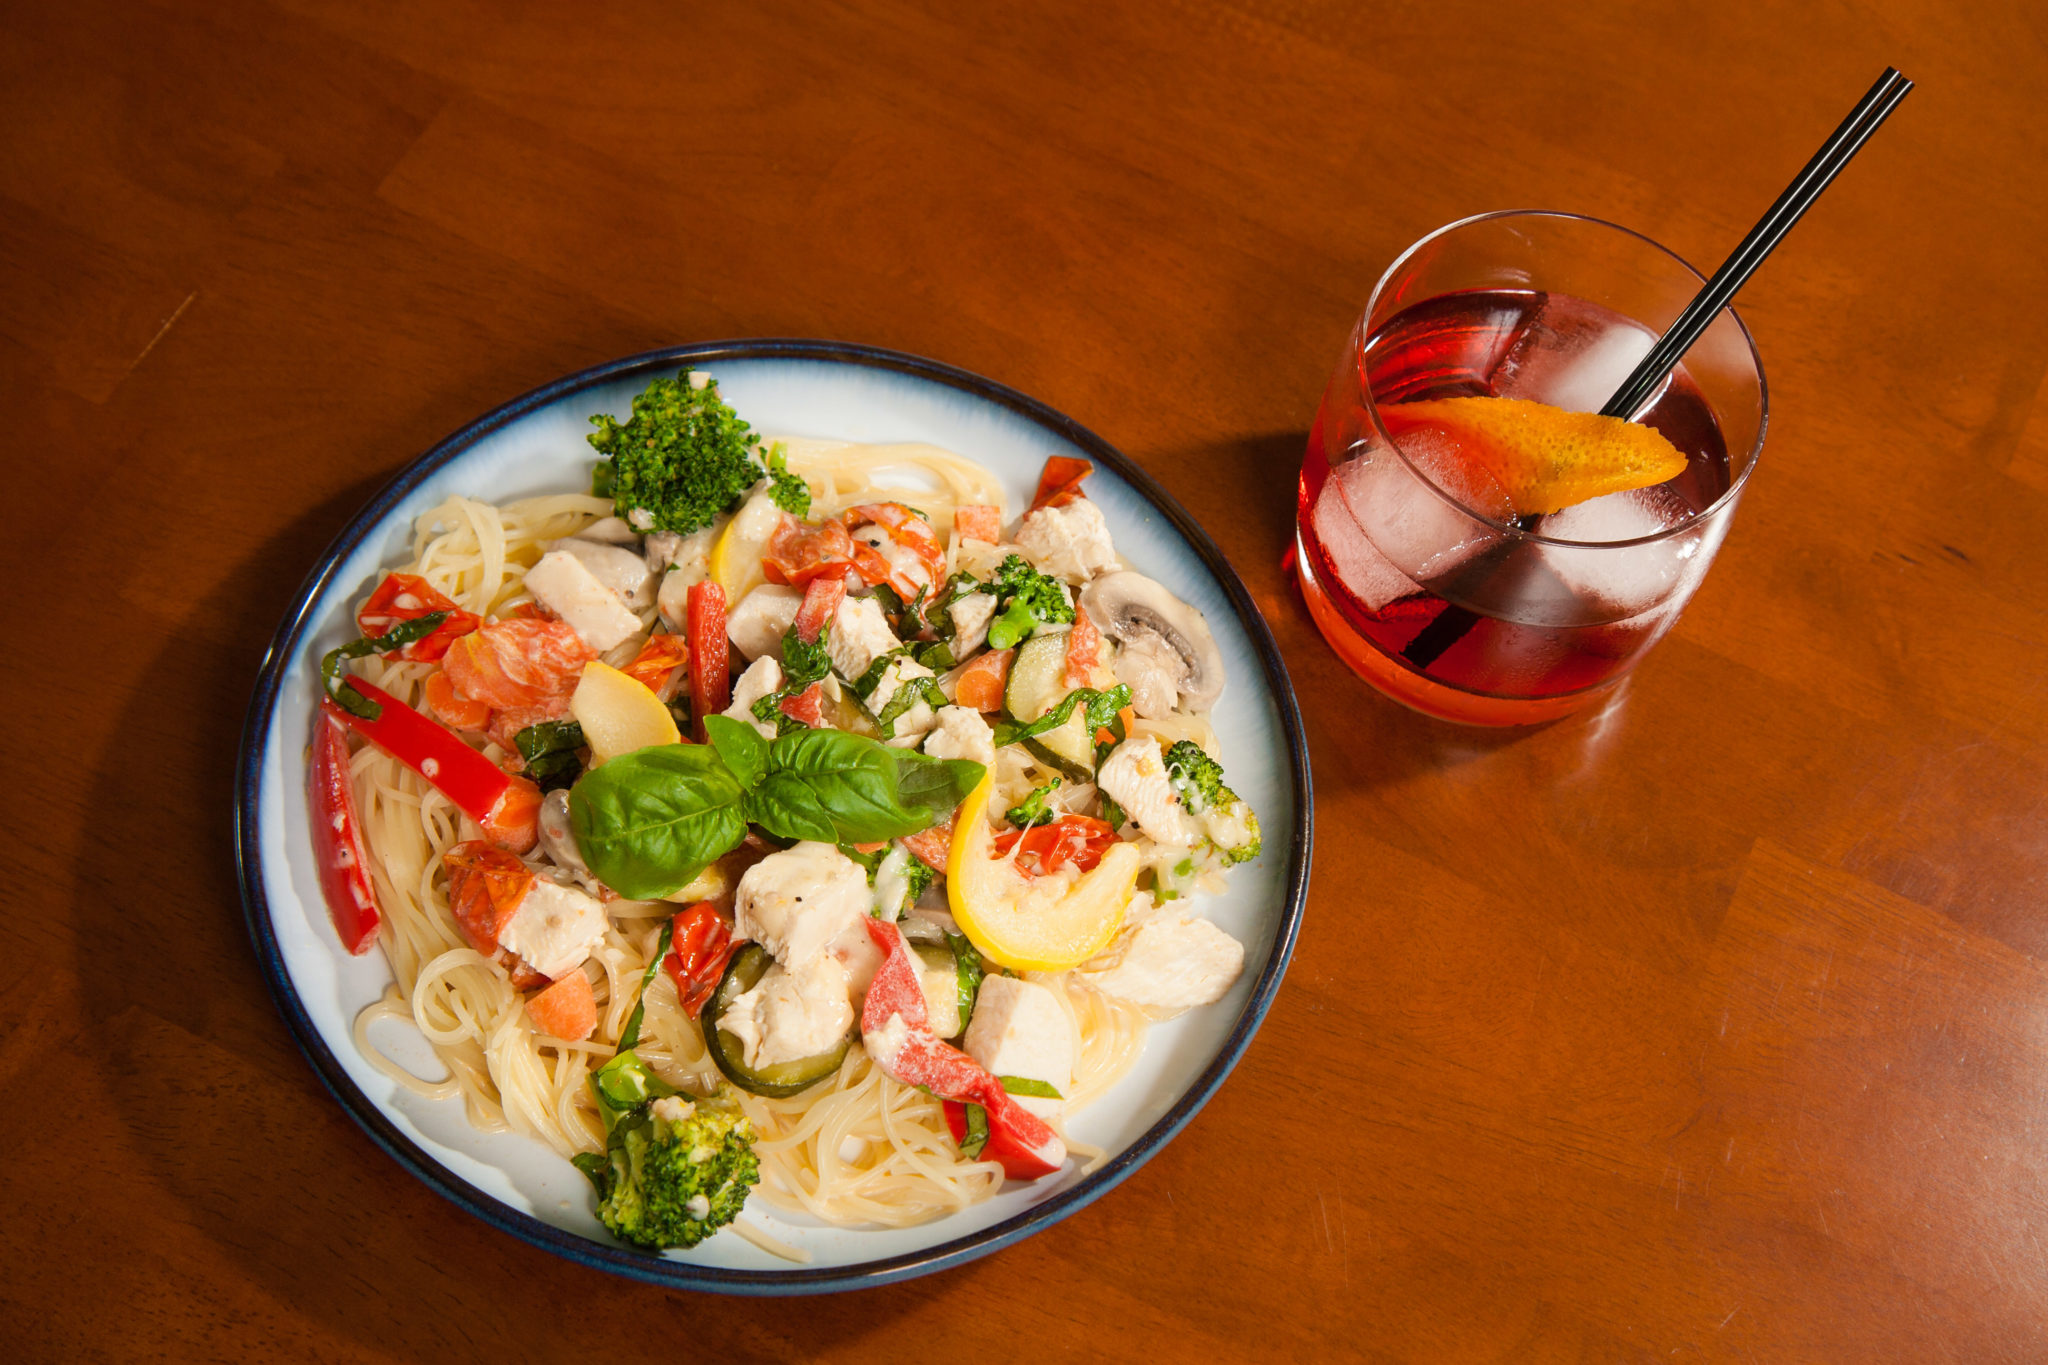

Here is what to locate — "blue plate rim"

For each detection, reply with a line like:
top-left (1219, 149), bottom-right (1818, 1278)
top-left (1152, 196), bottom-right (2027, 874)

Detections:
top-left (233, 338), bottom-right (1313, 1294)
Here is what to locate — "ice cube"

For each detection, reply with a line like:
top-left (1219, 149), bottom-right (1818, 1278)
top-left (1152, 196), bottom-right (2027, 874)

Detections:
top-left (1536, 485), bottom-right (1697, 621)
top-left (1490, 296), bottom-right (1662, 415)
top-left (1539, 484), bottom-right (1692, 544)
top-left (1310, 461), bottom-right (1415, 613)
top-left (1359, 428), bottom-right (1510, 561)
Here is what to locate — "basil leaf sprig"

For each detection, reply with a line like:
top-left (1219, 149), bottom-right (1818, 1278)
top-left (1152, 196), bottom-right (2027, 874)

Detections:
top-left (320, 611), bottom-right (450, 719)
top-left (569, 718), bottom-right (984, 899)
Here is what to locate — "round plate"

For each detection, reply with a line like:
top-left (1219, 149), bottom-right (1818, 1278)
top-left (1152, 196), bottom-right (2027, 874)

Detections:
top-left (235, 340), bottom-right (1312, 1293)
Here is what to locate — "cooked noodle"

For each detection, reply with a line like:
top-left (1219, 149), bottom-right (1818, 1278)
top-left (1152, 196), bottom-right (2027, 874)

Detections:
top-left (344, 448), bottom-right (1152, 1235)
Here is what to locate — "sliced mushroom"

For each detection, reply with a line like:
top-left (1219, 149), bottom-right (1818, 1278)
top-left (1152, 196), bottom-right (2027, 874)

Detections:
top-left (1078, 572), bottom-right (1225, 716)
top-left (535, 788), bottom-right (600, 893)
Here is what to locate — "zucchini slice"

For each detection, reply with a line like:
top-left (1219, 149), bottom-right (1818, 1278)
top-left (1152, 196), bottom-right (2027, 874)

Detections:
top-left (1023, 707), bottom-right (1097, 778)
top-left (701, 944), bottom-right (853, 1098)
top-left (1003, 631), bottom-right (1070, 722)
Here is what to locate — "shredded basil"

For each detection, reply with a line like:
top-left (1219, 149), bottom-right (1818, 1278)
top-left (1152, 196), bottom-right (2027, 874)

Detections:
top-left (320, 611), bottom-right (450, 719)
top-left (958, 1102), bottom-right (990, 1160)
top-left (991, 683), bottom-right (1131, 749)
top-left (514, 719), bottom-right (587, 792)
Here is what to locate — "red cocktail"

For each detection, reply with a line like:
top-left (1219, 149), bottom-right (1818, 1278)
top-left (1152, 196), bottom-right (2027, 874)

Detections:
top-left (1295, 212), bottom-right (1767, 725)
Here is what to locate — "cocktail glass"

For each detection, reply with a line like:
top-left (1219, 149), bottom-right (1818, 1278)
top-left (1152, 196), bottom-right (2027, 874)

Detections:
top-left (1295, 210), bottom-right (1767, 726)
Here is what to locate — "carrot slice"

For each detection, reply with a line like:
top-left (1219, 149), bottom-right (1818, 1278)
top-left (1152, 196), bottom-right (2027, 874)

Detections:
top-left (955, 648), bottom-right (1013, 713)
top-left (1064, 606), bottom-right (1101, 689)
top-left (954, 504), bottom-right (1001, 543)
top-left (526, 969), bottom-right (597, 1041)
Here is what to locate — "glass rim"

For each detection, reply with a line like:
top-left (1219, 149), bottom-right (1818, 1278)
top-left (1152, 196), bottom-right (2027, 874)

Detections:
top-left (1362, 208), bottom-right (1770, 550)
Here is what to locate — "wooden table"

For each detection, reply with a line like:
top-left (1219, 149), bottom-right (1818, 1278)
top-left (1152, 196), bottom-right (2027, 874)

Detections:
top-left (7, 0), bottom-right (2044, 1358)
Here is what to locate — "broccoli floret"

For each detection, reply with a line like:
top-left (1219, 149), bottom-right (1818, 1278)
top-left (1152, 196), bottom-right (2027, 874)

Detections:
top-left (764, 441), bottom-right (811, 518)
top-left (1163, 740), bottom-right (1262, 865)
top-left (588, 370), bottom-right (769, 536)
top-left (576, 1085), bottom-right (761, 1252)
top-left (984, 554), bottom-right (1074, 650)
top-left (1005, 777), bottom-right (1062, 829)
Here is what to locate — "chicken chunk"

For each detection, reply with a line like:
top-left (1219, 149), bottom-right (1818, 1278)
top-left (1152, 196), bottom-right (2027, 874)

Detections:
top-left (497, 880), bottom-right (609, 983)
top-left (544, 537), bottom-right (654, 610)
top-left (962, 976), bottom-right (1074, 1120)
top-left (1015, 497), bottom-right (1117, 584)
top-left (651, 526), bottom-right (719, 628)
top-left (1096, 736), bottom-right (1198, 844)
top-left (921, 705), bottom-right (996, 772)
top-left (727, 583), bottom-right (803, 661)
top-left (718, 957), bottom-right (855, 1070)
top-left (524, 551), bottom-right (643, 653)
top-left (829, 595), bottom-right (902, 681)
top-left (1081, 911), bottom-right (1244, 1016)
top-left (946, 590), bottom-right (998, 658)
top-left (863, 655), bottom-right (939, 747)
top-left (723, 655), bottom-right (785, 739)
top-left (733, 841), bottom-right (871, 972)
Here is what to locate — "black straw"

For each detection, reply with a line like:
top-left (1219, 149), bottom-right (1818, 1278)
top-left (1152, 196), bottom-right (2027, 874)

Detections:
top-left (1397, 67), bottom-right (1913, 677)
top-left (1600, 67), bottom-right (1913, 420)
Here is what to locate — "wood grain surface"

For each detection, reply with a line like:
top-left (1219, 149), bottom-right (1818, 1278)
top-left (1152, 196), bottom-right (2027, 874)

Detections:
top-left (5, 0), bottom-right (2045, 1359)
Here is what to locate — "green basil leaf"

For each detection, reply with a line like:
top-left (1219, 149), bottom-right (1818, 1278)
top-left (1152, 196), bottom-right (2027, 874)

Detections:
top-left (958, 1102), bottom-right (989, 1160)
top-left (742, 771), bottom-right (839, 845)
top-left (852, 650), bottom-right (901, 698)
top-left (991, 683), bottom-right (1132, 748)
top-left (319, 610), bottom-right (451, 718)
top-left (997, 1075), bottom-right (1064, 1100)
top-left (615, 916), bottom-right (675, 1056)
top-left (514, 719), bottom-right (587, 793)
top-left (946, 930), bottom-right (984, 1033)
top-left (703, 714), bottom-right (769, 788)
top-left (763, 729), bottom-right (913, 843)
top-left (569, 745), bottom-right (748, 900)
top-left (891, 748), bottom-right (985, 817)
top-left (570, 1150), bottom-right (611, 1196)
top-left (781, 626), bottom-right (832, 690)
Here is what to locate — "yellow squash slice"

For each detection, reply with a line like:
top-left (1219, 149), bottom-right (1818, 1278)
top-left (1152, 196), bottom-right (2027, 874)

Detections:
top-left (569, 660), bottom-right (680, 765)
top-left (947, 776), bottom-right (1141, 972)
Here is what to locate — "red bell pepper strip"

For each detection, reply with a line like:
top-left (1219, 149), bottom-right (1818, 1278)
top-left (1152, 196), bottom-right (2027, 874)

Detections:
top-left (331, 677), bottom-right (540, 854)
top-left (859, 919), bottom-right (1065, 1180)
top-left (1029, 456), bottom-right (1093, 511)
top-left (778, 682), bottom-right (825, 728)
top-left (309, 700), bottom-right (382, 954)
top-left (793, 575), bottom-right (845, 645)
top-left (687, 581), bottom-right (730, 741)
top-left (663, 903), bottom-right (739, 1018)
top-left (356, 573), bottom-right (480, 661)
